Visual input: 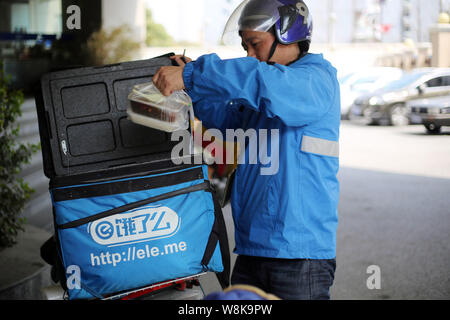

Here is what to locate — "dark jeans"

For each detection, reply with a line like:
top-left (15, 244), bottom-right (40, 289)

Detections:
top-left (231, 255), bottom-right (336, 300)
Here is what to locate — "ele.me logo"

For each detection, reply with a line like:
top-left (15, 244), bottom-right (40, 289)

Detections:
top-left (65, 206), bottom-right (181, 291)
top-left (88, 205), bottom-right (180, 247)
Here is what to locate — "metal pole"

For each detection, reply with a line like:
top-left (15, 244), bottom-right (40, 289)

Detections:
top-left (417, 0), bottom-right (422, 42)
top-left (328, 0), bottom-right (332, 44)
top-left (328, 0), bottom-right (336, 47)
top-left (380, 0), bottom-right (383, 42)
top-left (352, 0), bottom-right (357, 42)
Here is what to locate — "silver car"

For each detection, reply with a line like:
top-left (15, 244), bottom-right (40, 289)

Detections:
top-left (407, 95), bottom-right (450, 134)
top-left (339, 67), bottom-right (404, 120)
top-left (349, 68), bottom-right (450, 126)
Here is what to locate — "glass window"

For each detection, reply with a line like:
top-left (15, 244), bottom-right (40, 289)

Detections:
top-left (442, 76), bottom-right (450, 86)
top-left (384, 71), bottom-right (428, 90)
top-left (426, 77), bottom-right (443, 88)
top-left (29, 0), bottom-right (62, 35)
top-left (11, 3), bottom-right (30, 33)
top-left (339, 72), bottom-right (355, 85)
top-left (5, 0), bottom-right (62, 35)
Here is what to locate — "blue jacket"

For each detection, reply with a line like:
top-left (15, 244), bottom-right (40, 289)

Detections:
top-left (183, 53), bottom-right (340, 259)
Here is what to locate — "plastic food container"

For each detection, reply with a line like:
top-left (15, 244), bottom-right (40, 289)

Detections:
top-left (127, 82), bottom-right (192, 132)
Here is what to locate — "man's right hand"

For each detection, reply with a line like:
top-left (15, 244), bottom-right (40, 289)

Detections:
top-left (170, 54), bottom-right (192, 67)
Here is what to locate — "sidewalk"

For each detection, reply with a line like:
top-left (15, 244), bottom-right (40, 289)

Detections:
top-left (0, 225), bottom-right (52, 300)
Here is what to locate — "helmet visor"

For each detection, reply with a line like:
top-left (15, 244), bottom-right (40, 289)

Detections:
top-left (222, 0), bottom-right (283, 45)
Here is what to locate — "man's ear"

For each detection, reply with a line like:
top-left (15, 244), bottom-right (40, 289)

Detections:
top-left (278, 4), bottom-right (298, 35)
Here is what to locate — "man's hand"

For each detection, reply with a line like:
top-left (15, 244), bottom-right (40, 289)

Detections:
top-left (152, 55), bottom-right (192, 96)
top-left (170, 54), bottom-right (192, 66)
top-left (152, 65), bottom-right (185, 96)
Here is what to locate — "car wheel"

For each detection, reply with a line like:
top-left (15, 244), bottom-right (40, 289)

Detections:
top-left (362, 108), bottom-right (375, 125)
top-left (424, 123), bottom-right (441, 134)
top-left (390, 104), bottom-right (409, 126)
top-left (341, 111), bottom-right (350, 121)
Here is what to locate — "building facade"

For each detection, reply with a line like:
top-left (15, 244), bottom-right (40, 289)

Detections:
top-left (147, 0), bottom-right (448, 45)
top-left (308, 0), bottom-right (446, 43)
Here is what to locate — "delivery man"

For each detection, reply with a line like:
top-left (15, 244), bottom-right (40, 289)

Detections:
top-left (153, 0), bottom-right (340, 300)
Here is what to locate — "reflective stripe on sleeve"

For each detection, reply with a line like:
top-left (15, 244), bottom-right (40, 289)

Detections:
top-left (301, 135), bottom-right (339, 158)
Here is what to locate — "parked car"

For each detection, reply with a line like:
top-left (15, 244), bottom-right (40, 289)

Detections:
top-left (407, 95), bottom-right (450, 134)
top-left (339, 67), bottom-right (404, 119)
top-left (349, 68), bottom-right (450, 126)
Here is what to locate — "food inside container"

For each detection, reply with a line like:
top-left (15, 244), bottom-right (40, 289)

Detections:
top-left (127, 82), bottom-right (192, 132)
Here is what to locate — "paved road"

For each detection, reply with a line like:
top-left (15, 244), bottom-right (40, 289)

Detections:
top-left (202, 122), bottom-right (450, 300)
top-left (332, 122), bottom-right (450, 300)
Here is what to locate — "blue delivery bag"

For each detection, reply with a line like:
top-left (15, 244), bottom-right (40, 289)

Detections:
top-left (50, 165), bottom-right (229, 300)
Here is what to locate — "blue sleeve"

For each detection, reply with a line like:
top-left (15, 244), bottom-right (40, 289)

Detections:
top-left (183, 53), bottom-right (337, 127)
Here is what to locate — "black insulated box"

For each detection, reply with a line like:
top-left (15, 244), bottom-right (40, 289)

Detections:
top-left (35, 53), bottom-right (186, 180)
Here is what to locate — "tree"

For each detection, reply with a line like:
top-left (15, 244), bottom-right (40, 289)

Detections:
top-left (146, 8), bottom-right (174, 47)
top-left (86, 25), bottom-right (142, 66)
top-left (0, 61), bottom-right (39, 248)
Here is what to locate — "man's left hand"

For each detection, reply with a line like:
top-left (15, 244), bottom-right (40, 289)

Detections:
top-left (152, 65), bottom-right (185, 96)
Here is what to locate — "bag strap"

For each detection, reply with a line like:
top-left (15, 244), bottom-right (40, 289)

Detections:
top-left (55, 176), bottom-right (231, 290)
top-left (57, 181), bottom-right (210, 229)
top-left (201, 187), bottom-right (231, 289)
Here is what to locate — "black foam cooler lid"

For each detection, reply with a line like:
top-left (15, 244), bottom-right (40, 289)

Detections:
top-left (36, 53), bottom-right (183, 179)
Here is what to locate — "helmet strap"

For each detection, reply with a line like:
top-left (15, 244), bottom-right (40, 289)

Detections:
top-left (267, 38), bottom-right (279, 63)
top-left (268, 39), bottom-right (309, 66)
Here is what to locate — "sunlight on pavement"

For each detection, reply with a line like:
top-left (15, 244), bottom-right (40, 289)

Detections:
top-left (339, 122), bottom-right (450, 179)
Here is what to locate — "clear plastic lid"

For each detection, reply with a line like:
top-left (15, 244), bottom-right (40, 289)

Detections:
top-left (127, 82), bottom-right (192, 132)
top-left (222, 0), bottom-right (282, 45)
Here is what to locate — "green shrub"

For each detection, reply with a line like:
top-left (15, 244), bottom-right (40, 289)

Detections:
top-left (0, 61), bottom-right (39, 248)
